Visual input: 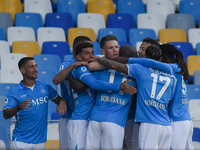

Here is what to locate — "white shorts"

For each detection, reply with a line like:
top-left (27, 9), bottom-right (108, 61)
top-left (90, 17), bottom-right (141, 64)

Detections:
top-left (124, 119), bottom-right (139, 150)
top-left (10, 141), bottom-right (45, 150)
top-left (139, 122), bottom-right (172, 150)
top-left (86, 121), bottom-right (124, 150)
top-left (67, 119), bottom-right (89, 150)
top-left (171, 120), bottom-right (194, 150)
top-left (59, 117), bottom-right (69, 150)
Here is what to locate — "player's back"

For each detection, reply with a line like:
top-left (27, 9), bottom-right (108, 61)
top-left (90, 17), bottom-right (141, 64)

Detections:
top-left (89, 69), bottom-right (137, 127)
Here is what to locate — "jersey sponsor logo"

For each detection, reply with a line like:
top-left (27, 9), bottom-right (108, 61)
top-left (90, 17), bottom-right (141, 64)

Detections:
top-left (32, 96), bottom-right (48, 106)
top-left (182, 98), bottom-right (188, 105)
top-left (100, 95), bottom-right (125, 105)
top-left (20, 94), bottom-right (26, 98)
top-left (145, 99), bottom-right (165, 110)
top-left (81, 66), bottom-right (87, 72)
top-left (40, 89), bottom-right (46, 94)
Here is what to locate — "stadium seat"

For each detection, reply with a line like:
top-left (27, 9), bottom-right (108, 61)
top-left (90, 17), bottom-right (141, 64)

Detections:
top-left (45, 140), bottom-right (59, 149)
top-left (167, 42), bottom-right (194, 64)
top-left (194, 70), bottom-right (200, 85)
top-left (136, 41), bottom-right (142, 51)
top-left (37, 27), bottom-right (66, 50)
top-left (188, 28), bottom-right (200, 49)
top-left (0, 27), bottom-right (5, 41)
top-left (7, 27), bottom-right (36, 47)
top-left (47, 123), bottom-right (59, 140)
top-left (92, 42), bottom-right (101, 55)
top-left (64, 54), bottom-right (73, 61)
top-left (0, 68), bottom-right (22, 83)
top-left (98, 28), bottom-right (127, 43)
top-left (0, 83), bottom-right (17, 97)
top-left (77, 13), bottom-right (106, 40)
top-left (57, 0), bottom-right (85, 26)
top-left (117, 0), bottom-right (145, 27)
top-left (37, 68), bottom-right (58, 90)
top-left (45, 13), bottom-right (74, 38)
top-left (167, 14), bottom-right (195, 36)
top-left (179, 0), bottom-right (200, 26)
top-left (0, 13), bottom-right (13, 40)
top-left (0, 41), bottom-right (10, 56)
top-left (187, 84), bottom-right (200, 100)
top-left (33, 54), bottom-right (61, 70)
top-left (12, 41), bottom-right (41, 57)
top-left (146, 0), bottom-right (175, 24)
top-left (129, 28), bottom-right (157, 48)
top-left (1, 53), bottom-right (27, 69)
top-left (107, 13), bottom-right (135, 38)
top-left (67, 28), bottom-right (96, 48)
top-left (24, 0), bottom-right (52, 24)
top-left (87, 0), bottom-right (115, 22)
top-left (196, 43), bottom-right (200, 55)
top-left (118, 41), bottom-right (132, 47)
top-left (0, 123), bottom-right (10, 149)
top-left (159, 28), bottom-right (187, 44)
top-left (51, 112), bottom-right (60, 120)
top-left (192, 127), bottom-right (200, 149)
top-left (0, 0), bottom-right (22, 22)
top-left (15, 13), bottom-right (43, 37)
top-left (187, 55), bottom-right (200, 82)
top-left (137, 13), bottom-right (165, 39)
top-left (42, 41), bottom-right (71, 62)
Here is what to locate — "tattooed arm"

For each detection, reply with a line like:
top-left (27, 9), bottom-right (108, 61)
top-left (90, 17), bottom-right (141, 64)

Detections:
top-left (96, 57), bottom-right (129, 75)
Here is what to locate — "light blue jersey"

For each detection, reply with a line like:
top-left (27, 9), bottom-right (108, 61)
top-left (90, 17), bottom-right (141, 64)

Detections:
top-left (58, 58), bottom-right (77, 118)
top-left (127, 63), bottom-right (175, 126)
top-left (128, 58), bottom-right (191, 122)
top-left (3, 81), bottom-right (58, 143)
top-left (71, 66), bottom-right (122, 120)
top-left (89, 69), bottom-right (137, 128)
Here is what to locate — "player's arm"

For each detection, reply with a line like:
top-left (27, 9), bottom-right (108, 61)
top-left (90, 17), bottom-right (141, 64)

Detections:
top-left (53, 61), bottom-right (88, 85)
top-left (128, 58), bottom-right (172, 74)
top-left (3, 98), bottom-right (31, 119)
top-left (89, 57), bottom-right (129, 75)
top-left (68, 75), bottom-right (89, 92)
top-left (52, 95), bottom-right (67, 115)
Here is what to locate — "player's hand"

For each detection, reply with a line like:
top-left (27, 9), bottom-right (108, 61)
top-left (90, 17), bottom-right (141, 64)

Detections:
top-left (19, 98), bottom-right (31, 110)
top-left (120, 80), bottom-right (137, 95)
top-left (56, 100), bottom-right (67, 115)
top-left (72, 61), bottom-right (88, 67)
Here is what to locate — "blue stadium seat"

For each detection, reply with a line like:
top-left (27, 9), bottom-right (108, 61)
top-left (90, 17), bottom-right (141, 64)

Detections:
top-left (0, 83), bottom-right (18, 97)
top-left (196, 43), bottom-right (200, 55)
top-left (51, 112), bottom-right (60, 120)
top-left (98, 28), bottom-right (127, 43)
top-left (107, 13), bottom-right (135, 38)
top-left (118, 41), bottom-right (132, 47)
top-left (15, 12), bottom-right (43, 37)
top-left (0, 27), bottom-right (5, 40)
top-left (167, 42), bottom-right (195, 64)
top-left (129, 28), bottom-right (157, 48)
top-left (92, 42), bottom-right (101, 56)
top-left (64, 54), bottom-right (73, 61)
top-left (187, 84), bottom-right (200, 100)
top-left (57, 0), bottom-right (85, 26)
top-left (117, 0), bottom-right (145, 27)
top-left (194, 70), bottom-right (200, 85)
top-left (179, 0), bottom-right (200, 26)
top-left (48, 100), bottom-right (57, 120)
top-left (45, 12), bottom-right (74, 38)
top-left (33, 54), bottom-right (61, 70)
top-left (0, 13), bottom-right (13, 40)
top-left (192, 127), bottom-right (200, 149)
top-left (42, 41), bottom-right (71, 63)
top-left (0, 122), bottom-right (11, 148)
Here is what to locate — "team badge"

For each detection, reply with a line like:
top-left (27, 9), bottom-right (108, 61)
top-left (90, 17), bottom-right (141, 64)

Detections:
top-left (4, 98), bottom-right (8, 103)
top-left (40, 89), bottom-right (46, 94)
top-left (81, 66), bottom-right (87, 72)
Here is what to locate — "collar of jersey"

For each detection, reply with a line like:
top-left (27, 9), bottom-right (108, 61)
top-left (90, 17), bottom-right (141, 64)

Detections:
top-left (19, 80), bottom-right (39, 89)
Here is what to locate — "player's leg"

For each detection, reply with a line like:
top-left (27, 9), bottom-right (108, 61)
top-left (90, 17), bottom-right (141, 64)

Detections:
top-left (124, 119), bottom-right (139, 150)
top-left (186, 120), bottom-right (194, 150)
top-left (32, 143), bottom-right (45, 149)
top-left (171, 120), bottom-right (193, 149)
top-left (158, 125), bottom-right (172, 149)
top-left (59, 117), bottom-right (69, 149)
top-left (67, 120), bottom-right (88, 150)
top-left (101, 122), bottom-right (124, 150)
top-left (10, 141), bottom-right (31, 150)
top-left (86, 121), bottom-right (101, 149)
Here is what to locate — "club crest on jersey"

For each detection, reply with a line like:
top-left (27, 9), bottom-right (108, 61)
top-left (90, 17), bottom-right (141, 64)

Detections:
top-left (81, 66), bottom-right (87, 72)
top-left (40, 89), bottom-right (46, 94)
top-left (4, 98), bottom-right (8, 103)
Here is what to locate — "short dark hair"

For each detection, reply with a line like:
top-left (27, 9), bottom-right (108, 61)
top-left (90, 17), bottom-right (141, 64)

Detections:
top-left (74, 42), bottom-right (94, 55)
top-left (145, 44), bottom-right (162, 61)
top-left (142, 37), bottom-right (160, 47)
top-left (73, 36), bottom-right (92, 50)
top-left (18, 57), bottom-right (34, 69)
top-left (119, 44), bottom-right (138, 58)
top-left (100, 35), bottom-right (118, 49)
